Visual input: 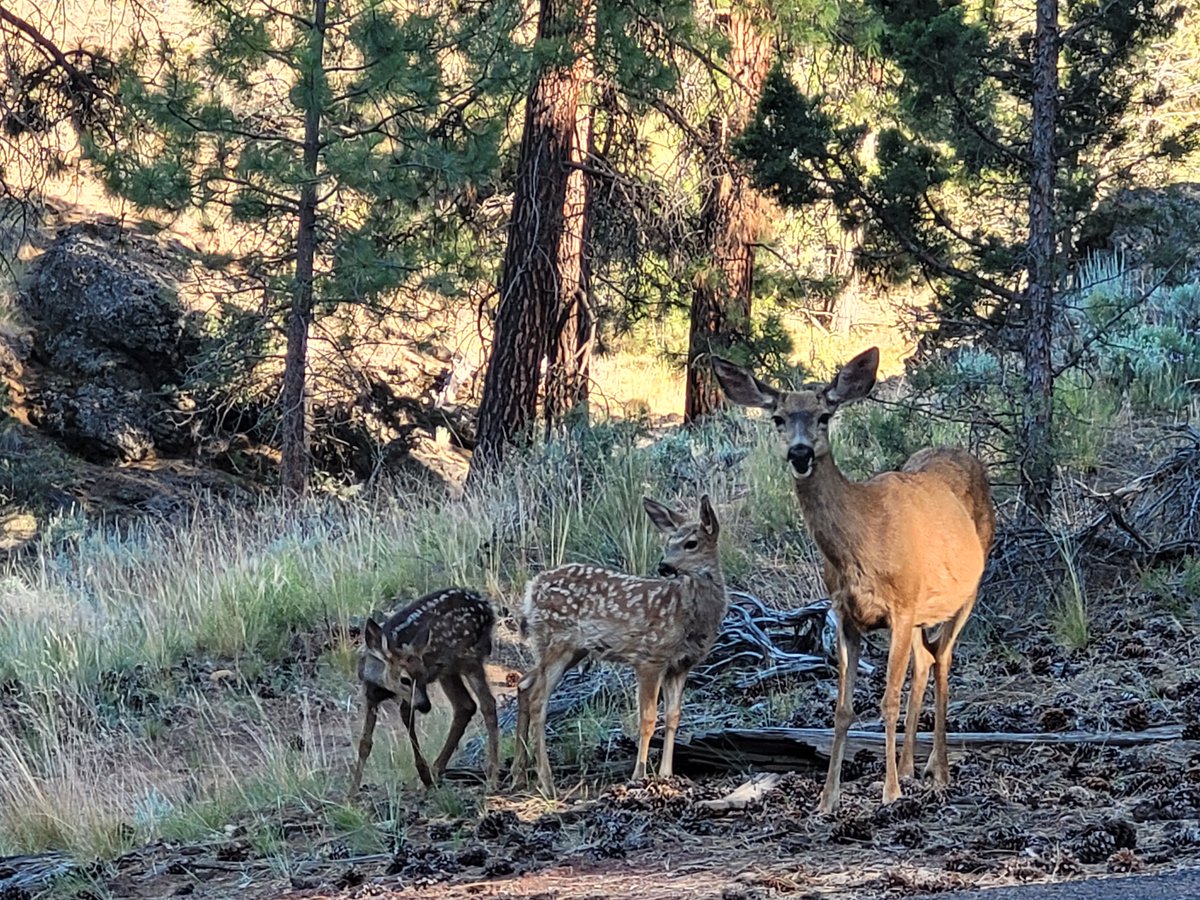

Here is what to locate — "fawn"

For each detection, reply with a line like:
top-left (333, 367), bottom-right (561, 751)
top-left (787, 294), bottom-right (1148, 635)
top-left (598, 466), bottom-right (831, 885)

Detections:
top-left (712, 348), bottom-right (995, 812)
top-left (511, 495), bottom-right (728, 795)
top-left (350, 588), bottom-right (500, 795)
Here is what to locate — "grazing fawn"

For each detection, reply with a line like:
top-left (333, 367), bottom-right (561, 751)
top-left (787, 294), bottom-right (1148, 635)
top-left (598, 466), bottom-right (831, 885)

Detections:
top-left (350, 588), bottom-right (500, 795)
top-left (512, 496), bottom-right (729, 795)
top-left (712, 348), bottom-right (995, 812)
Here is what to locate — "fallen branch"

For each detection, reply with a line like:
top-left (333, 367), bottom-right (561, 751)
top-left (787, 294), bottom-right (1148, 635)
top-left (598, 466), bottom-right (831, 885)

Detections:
top-left (0, 851), bottom-right (74, 893)
top-left (696, 772), bottom-right (782, 812)
top-left (668, 724), bottom-right (1192, 773)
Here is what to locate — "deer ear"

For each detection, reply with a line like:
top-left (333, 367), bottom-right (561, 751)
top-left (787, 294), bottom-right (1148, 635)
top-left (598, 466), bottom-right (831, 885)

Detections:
top-left (825, 347), bottom-right (879, 407)
top-left (710, 356), bottom-right (780, 409)
top-left (699, 495), bottom-right (719, 537)
top-left (363, 618), bottom-right (386, 652)
top-left (643, 497), bottom-right (685, 534)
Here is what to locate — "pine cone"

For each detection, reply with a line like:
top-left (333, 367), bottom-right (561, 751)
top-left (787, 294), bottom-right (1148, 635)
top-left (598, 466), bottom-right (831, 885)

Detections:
top-left (1103, 818), bottom-right (1137, 850)
top-left (1039, 707), bottom-right (1073, 732)
top-left (974, 824), bottom-right (1028, 852)
top-left (944, 850), bottom-right (991, 873)
top-left (1182, 720), bottom-right (1200, 740)
top-left (1080, 775), bottom-right (1111, 793)
top-left (1164, 823), bottom-right (1200, 848)
top-left (873, 795), bottom-right (922, 825)
top-left (892, 823), bottom-right (926, 849)
top-left (475, 809), bottom-right (519, 840)
top-left (1123, 703), bottom-right (1151, 732)
top-left (1106, 848), bottom-right (1143, 873)
top-left (831, 814), bottom-right (874, 844)
top-left (1071, 826), bottom-right (1116, 863)
top-left (1118, 640), bottom-right (1151, 659)
top-left (456, 844), bottom-right (489, 867)
top-left (843, 748), bottom-right (881, 780)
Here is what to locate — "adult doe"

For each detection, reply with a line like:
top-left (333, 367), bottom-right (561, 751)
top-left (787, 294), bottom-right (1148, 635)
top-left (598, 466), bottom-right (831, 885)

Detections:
top-left (712, 349), bottom-right (994, 812)
top-left (512, 496), bottom-right (728, 795)
top-left (350, 588), bottom-right (500, 795)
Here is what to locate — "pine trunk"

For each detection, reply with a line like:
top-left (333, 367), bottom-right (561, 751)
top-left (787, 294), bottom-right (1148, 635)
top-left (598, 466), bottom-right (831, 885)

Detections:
top-left (1021, 0), bottom-right (1059, 519)
top-left (684, 10), bottom-right (772, 424)
top-left (543, 53), bottom-right (595, 431)
top-left (472, 0), bottom-right (585, 473)
top-left (280, 0), bottom-right (326, 496)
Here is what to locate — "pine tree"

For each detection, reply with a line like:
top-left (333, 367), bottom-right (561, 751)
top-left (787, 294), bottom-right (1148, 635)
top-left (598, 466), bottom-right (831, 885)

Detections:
top-left (737, 0), bottom-right (1194, 512)
top-left (472, 0), bottom-right (591, 473)
top-left (684, 7), bottom-right (772, 423)
top-left (85, 0), bottom-right (517, 493)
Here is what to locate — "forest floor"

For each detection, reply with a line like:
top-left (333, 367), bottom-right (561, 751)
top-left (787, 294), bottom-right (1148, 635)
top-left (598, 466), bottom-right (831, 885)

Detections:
top-left (10, 584), bottom-right (1195, 900)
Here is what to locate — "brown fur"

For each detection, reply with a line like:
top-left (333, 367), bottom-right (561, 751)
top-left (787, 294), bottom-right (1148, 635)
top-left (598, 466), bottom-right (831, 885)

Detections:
top-left (350, 588), bottom-right (499, 796)
top-left (512, 496), bottom-right (728, 795)
top-left (712, 349), bottom-right (995, 812)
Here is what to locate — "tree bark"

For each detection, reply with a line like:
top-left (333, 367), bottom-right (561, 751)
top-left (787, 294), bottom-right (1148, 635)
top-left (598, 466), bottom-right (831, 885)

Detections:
top-left (280, 0), bottom-right (327, 496)
top-left (1021, 0), bottom-right (1059, 518)
top-left (684, 10), bottom-right (772, 424)
top-left (543, 45), bottom-right (596, 431)
top-left (472, 0), bottom-right (586, 474)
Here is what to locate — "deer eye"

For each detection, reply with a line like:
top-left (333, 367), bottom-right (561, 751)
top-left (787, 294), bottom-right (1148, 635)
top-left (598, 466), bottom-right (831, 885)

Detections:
top-left (818, 413), bottom-right (832, 426)
top-left (684, 539), bottom-right (698, 550)
top-left (770, 415), bottom-right (785, 428)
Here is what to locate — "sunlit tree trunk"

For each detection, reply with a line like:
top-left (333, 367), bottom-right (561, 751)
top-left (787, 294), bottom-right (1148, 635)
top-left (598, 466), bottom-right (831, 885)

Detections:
top-left (473, 0), bottom-right (588, 474)
top-left (544, 44), bottom-right (596, 431)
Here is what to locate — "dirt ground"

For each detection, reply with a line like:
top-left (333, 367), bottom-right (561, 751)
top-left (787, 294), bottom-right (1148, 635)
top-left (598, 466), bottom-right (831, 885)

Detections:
top-left (52, 592), bottom-right (1198, 900)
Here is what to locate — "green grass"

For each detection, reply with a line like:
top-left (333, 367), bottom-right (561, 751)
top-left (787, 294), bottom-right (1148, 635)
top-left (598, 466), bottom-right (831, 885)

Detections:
top-left (1049, 531), bottom-right (1090, 651)
top-left (1, 419), bottom-right (811, 858)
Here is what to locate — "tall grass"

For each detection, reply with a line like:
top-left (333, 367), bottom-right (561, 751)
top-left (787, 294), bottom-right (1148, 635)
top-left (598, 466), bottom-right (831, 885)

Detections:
top-left (0, 418), bottom-right (826, 857)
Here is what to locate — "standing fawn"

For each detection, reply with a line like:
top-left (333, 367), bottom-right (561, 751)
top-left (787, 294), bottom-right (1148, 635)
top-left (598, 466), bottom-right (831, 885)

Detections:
top-left (350, 588), bottom-right (500, 795)
top-left (512, 496), bottom-right (729, 795)
top-left (712, 349), bottom-right (995, 812)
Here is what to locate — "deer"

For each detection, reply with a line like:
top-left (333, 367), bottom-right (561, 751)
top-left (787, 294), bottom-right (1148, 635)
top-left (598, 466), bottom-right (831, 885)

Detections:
top-left (511, 496), bottom-right (728, 796)
top-left (349, 587), bottom-right (500, 796)
top-left (711, 348), bottom-right (995, 812)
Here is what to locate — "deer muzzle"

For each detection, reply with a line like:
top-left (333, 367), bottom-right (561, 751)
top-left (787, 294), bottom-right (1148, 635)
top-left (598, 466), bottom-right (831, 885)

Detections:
top-left (787, 444), bottom-right (815, 479)
top-left (658, 562), bottom-right (679, 577)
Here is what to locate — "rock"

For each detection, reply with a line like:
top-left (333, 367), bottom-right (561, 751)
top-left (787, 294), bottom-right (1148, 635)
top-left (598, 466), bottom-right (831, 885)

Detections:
top-left (17, 225), bottom-right (203, 461)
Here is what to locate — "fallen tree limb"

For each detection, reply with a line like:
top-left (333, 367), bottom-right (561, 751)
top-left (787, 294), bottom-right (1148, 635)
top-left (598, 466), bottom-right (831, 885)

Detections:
top-left (667, 724), bottom-right (1192, 773)
top-left (697, 772), bottom-right (782, 812)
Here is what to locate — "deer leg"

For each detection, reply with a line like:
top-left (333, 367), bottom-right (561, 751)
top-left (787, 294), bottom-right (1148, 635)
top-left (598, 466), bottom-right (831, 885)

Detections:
top-left (659, 669), bottom-right (688, 779)
top-left (431, 673), bottom-right (476, 780)
top-left (532, 651), bottom-right (574, 796)
top-left (400, 701), bottom-right (435, 787)
top-left (510, 671), bottom-right (534, 788)
top-left (348, 697), bottom-right (379, 798)
top-left (463, 660), bottom-right (500, 789)
top-left (632, 665), bottom-right (663, 782)
top-left (900, 628), bottom-right (934, 780)
top-left (819, 620), bottom-right (861, 814)
top-left (881, 618), bottom-right (916, 804)
top-left (926, 601), bottom-right (975, 785)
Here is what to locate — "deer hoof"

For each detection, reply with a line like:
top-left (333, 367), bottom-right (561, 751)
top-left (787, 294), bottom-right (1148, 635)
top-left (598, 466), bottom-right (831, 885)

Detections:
top-left (817, 790), bottom-right (838, 815)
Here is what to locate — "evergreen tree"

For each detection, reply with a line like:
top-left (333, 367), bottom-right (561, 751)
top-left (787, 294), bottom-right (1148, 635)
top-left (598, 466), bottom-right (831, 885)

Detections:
top-left (737, 0), bottom-right (1194, 511)
top-left (473, 0), bottom-right (593, 472)
top-left (684, 6), bottom-right (773, 423)
top-left (85, 0), bottom-right (518, 493)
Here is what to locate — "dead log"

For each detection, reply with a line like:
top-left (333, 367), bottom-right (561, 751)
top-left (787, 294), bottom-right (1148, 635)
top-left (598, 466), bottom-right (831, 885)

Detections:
top-left (667, 724), bottom-right (1192, 774)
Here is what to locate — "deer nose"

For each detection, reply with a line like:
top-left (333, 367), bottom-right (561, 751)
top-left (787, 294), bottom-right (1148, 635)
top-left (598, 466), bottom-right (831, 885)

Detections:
top-left (658, 562), bottom-right (678, 577)
top-left (787, 444), bottom-right (814, 473)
